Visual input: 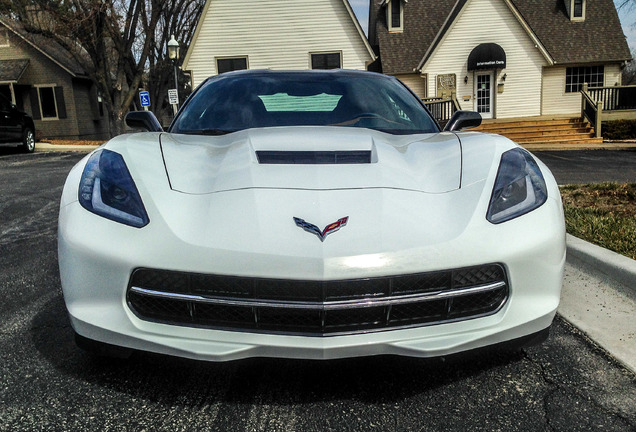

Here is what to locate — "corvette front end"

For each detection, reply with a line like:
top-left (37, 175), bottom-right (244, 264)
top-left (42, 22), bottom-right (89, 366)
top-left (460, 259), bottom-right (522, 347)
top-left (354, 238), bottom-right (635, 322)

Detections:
top-left (59, 122), bottom-right (565, 361)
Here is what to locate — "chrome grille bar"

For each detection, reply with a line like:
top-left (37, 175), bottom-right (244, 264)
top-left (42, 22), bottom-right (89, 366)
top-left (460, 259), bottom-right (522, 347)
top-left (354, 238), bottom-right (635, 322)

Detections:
top-left (130, 281), bottom-right (506, 311)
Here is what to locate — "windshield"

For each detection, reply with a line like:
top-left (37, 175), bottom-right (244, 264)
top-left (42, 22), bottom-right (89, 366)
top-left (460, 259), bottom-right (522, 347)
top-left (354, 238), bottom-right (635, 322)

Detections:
top-left (170, 71), bottom-right (439, 135)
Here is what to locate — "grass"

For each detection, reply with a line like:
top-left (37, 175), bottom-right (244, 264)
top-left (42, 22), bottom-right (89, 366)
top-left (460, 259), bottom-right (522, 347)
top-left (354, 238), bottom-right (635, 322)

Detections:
top-left (560, 183), bottom-right (636, 260)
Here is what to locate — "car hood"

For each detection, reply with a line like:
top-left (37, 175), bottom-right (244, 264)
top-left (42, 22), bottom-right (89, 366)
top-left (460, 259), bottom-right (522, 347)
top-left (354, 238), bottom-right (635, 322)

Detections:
top-left (160, 126), bottom-right (462, 194)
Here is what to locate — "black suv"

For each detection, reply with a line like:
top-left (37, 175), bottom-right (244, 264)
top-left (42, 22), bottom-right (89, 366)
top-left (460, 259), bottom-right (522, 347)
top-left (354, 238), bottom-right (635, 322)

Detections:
top-left (0, 93), bottom-right (35, 153)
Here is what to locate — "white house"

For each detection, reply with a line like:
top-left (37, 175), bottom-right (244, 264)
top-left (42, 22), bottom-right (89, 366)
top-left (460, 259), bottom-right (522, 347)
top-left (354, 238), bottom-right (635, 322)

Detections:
top-left (183, 0), bottom-right (376, 88)
top-left (369, 0), bottom-right (631, 120)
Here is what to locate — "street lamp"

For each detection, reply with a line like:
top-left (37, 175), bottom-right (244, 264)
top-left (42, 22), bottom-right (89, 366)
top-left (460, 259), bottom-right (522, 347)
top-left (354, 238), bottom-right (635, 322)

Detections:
top-left (167, 35), bottom-right (180, 115)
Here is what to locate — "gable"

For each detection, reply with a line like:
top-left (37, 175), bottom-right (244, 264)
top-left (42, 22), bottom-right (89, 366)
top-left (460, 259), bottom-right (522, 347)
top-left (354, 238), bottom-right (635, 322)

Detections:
top-left (183, 0), bottom-right (375, 86)
top-left (420, 0), bottom-right (551, 72)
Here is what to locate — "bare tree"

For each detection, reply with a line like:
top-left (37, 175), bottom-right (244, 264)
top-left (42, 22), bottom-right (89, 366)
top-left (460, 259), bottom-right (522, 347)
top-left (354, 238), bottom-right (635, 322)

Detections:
top-left (624, 52), bottom-right (636, 85)
top-left (146, 0), bottom-right (204, 125)
top-left (2, 0), bottom-right (203, 136)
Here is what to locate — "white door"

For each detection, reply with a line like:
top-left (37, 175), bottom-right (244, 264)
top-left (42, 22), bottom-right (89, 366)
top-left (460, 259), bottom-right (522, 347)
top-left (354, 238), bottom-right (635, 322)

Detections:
top-left (474, 71), bottom-right (494, 119)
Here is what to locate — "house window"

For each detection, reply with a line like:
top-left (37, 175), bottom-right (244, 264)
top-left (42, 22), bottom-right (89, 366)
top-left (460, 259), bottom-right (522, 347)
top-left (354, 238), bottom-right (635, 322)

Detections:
top-left (571, 0), bottom-right (585, 21)
top-left (565, 66), bottom-right (604, 92)
top-left (38, 86), bottom-right (58, 119)
top-left (216, 57), bottom-right (248, 75)
top-left (388, 0), bottom-right (403, 32)
top-left (311, 52), bottom-right (342, 70)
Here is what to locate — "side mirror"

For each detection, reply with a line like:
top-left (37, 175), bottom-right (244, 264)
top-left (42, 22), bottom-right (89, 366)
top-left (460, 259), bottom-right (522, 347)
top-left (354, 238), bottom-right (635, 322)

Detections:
top-left (125, 111), bottom-right (163, 132)
top-left (443, 110), bottom-right (482, 132)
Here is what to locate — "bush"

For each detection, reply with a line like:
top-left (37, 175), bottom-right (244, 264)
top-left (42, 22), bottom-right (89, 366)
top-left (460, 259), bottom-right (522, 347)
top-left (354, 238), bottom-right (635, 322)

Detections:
top-left (601, 119), bottom-right (636, 140)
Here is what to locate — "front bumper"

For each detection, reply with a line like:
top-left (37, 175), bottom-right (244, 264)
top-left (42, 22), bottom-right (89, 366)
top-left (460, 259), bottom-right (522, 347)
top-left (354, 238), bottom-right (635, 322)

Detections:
top-left (59, 184), bottom-right (565, 361)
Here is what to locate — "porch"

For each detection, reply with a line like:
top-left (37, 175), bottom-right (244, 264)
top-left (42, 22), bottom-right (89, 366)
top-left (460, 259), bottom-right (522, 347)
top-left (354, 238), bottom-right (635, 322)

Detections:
top-left (422, 84), bottom-right (636, 148)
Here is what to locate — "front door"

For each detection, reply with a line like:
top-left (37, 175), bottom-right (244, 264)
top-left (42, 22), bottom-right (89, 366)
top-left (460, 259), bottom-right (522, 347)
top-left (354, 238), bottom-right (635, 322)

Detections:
top-left (474, 71), bottom-right (494, 119)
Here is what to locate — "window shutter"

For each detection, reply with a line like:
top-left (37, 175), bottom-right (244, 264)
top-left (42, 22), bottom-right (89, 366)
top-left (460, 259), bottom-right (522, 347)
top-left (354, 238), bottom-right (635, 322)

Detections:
top-left (29, 88), bottom-right (41, 120)
top-left (54, 86), bottom-right (67, 119)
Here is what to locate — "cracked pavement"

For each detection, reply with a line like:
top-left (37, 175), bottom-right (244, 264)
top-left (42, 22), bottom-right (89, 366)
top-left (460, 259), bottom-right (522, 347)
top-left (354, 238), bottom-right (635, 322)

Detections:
top-left (1, 149), bottom-right (635, 431)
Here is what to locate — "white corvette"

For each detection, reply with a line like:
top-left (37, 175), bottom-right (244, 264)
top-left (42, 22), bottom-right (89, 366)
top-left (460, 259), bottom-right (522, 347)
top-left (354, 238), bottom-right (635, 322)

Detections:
top-left (58, 70), bottom-right (565, 361)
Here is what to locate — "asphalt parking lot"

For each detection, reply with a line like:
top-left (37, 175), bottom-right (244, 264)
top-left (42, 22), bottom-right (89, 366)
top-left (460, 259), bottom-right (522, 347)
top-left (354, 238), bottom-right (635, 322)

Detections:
top-left (1, 149), bottom-right (635, 431)
top-left (532, 149), bottom-right (636, 184)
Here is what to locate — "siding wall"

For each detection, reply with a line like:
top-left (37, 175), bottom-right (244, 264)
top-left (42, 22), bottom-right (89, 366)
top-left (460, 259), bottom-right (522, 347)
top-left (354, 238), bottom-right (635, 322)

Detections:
top-left (421, 0), bottom-right (548, 118)
top-left (395, 73), bottom-right (427, 98)
top-left (184, 0), bottom-right (372, 87)
top-left (542, 64), bottom-right (623, 116)
top-left (73, 79), bottom-right (110, 140)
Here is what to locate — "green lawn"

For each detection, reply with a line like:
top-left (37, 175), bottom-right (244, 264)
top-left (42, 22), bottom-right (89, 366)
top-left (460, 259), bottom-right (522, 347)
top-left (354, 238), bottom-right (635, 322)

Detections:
top-left (560, 183), bottom-right (636, 260)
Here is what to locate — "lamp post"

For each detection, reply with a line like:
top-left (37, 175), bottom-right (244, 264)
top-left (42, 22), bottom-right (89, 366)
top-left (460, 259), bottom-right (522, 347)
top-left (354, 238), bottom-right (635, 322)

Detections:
top-left (167, 35), bottom-right (180, 115)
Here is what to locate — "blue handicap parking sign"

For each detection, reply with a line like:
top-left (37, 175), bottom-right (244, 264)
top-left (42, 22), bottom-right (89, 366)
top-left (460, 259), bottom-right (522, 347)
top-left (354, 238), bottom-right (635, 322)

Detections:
top-left (139, 91), bottom-right (150, 107)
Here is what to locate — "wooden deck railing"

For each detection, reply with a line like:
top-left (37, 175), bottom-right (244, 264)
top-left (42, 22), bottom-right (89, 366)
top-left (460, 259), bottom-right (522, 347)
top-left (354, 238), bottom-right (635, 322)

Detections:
top-left (587, 85), bottom-right (636, 111)
top-left (580, 83), bottom-right (636, 137)
top-left (581, 89), bottom-right (602, 138)
top-left (423, 94), bottom-right (461, 126)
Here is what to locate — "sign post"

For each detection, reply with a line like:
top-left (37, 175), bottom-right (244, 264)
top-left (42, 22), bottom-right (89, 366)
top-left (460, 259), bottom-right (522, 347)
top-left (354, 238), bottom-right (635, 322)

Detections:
top-left (139, 91), bottom-right (150, 111)
top-left (168, 89), bottom-right (179, 116)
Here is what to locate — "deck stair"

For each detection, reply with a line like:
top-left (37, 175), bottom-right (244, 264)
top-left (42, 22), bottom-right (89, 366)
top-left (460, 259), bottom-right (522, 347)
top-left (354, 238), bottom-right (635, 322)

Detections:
top-left (473, 117), bottom-right (603, 146)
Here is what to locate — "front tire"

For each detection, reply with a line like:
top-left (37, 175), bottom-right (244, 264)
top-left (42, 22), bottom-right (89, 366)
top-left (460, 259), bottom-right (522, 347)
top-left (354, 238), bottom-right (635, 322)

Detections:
top-left (21, 128), bottom-right (35, 153)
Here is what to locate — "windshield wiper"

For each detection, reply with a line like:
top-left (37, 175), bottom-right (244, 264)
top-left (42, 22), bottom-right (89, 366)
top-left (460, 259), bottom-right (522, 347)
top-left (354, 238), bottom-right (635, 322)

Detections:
top-left (180, 129), bottom-right (236, 136)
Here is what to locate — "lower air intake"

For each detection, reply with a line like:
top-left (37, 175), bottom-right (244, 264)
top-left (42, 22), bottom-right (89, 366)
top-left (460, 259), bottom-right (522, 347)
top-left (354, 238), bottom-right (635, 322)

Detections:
top-left (127, 264), bottom-right (508, 336)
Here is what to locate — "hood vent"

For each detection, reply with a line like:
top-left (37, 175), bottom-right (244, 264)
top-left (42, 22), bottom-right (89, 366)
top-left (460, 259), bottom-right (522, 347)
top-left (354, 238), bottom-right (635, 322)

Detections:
top-left (256, 151), bottom-right (372, 165)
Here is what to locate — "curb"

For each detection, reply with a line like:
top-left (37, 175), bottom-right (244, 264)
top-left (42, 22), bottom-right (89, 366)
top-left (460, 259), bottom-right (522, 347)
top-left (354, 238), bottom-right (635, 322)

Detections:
top-left (566, 234), bottom-right (636, 293)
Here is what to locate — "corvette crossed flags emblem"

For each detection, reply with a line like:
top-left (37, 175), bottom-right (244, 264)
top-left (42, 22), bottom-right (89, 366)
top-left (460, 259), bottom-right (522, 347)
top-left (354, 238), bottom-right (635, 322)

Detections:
top-left (293, 217), bottom-right (349, 242)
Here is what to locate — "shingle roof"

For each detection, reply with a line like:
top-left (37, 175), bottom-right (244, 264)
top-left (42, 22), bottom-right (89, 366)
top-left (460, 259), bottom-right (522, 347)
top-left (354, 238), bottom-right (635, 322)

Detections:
top-left (371, 0), bottom-right (631, 74)
top-left (0, 59), bottom-right (29, 82)
top-left (0, 17), bottom-right (87, 77)
top-left (370, 0), bottom-right (460, 75)
top-left (509, 0), bottom-right (631, 64)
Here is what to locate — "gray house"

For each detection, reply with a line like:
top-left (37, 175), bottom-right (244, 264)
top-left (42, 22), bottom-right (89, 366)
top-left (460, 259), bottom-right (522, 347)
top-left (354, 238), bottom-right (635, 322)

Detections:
top-left (0, 17), bottom-right (109, 140)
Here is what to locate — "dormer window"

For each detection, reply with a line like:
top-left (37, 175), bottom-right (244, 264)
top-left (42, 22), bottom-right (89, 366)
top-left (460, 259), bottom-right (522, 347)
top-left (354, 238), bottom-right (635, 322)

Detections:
top-left (387, 0), bottom-right (404, 32)
top-left (570, 0), bottom-right (585, 21)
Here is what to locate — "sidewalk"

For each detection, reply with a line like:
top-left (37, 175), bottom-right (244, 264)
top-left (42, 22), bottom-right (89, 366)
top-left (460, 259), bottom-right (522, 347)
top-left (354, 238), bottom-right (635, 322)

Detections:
top-left (561, 234), bottom-right (636, 374)
top-left (35, 142), bottom-right (100, 153)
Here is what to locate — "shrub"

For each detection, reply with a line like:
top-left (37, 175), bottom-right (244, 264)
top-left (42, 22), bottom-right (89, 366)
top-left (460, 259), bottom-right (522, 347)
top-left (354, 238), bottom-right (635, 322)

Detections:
top-left (601, 119), bottom-right (636, 140)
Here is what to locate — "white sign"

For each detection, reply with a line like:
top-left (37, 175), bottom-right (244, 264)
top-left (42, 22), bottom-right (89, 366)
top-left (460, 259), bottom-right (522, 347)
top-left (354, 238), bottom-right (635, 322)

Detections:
top-left (168, 89), bottom-right (179, 105)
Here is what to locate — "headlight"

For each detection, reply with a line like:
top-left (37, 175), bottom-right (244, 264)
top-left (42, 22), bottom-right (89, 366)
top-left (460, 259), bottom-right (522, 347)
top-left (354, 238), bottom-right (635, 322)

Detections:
top-left (486, 148), bottom-right (547, 224)
top-left (78, 149), bottom-right (149, 228)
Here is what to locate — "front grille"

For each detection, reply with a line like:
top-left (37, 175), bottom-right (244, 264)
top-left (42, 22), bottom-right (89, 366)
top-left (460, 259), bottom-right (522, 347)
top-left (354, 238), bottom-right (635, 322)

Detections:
top-left (127, 264), bottom-right (508, 336)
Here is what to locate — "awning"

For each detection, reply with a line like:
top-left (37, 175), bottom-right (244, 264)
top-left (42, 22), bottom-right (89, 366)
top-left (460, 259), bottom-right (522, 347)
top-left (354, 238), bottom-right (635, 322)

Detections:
top-left (467, 43), bottom-right (506, 71)
top-left (0, 59), bottom-right (29, 83)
